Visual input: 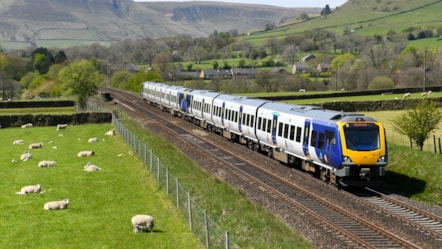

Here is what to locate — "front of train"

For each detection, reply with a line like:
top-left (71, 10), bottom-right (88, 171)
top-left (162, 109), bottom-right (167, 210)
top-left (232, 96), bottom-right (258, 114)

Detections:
top-left (335, 115), bottom-right (388, 186)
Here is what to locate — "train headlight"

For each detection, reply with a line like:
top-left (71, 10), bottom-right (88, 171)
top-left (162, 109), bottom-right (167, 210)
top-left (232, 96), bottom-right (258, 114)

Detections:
top-left (377, 156), bottom-right (386, 163)
top-left (342, 156), bottom-right (352, 163)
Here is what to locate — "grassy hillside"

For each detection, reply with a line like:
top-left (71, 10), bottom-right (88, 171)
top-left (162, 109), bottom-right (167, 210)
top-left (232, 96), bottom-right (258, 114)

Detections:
top-left (244, 0), bottom-right (442, 48)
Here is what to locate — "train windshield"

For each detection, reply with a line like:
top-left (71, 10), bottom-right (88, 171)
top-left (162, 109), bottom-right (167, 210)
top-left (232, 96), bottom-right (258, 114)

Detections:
top-left (343, 123), bottom-right (380, 151)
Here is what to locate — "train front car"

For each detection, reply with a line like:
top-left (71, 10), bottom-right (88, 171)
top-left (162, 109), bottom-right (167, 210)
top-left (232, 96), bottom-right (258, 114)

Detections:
top-left (335, 115), bottom-right (388, 187)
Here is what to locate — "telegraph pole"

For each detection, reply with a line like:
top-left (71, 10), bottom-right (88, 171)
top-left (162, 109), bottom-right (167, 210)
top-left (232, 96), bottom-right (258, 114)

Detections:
top-left (423, 49), bottom-right (428, 92)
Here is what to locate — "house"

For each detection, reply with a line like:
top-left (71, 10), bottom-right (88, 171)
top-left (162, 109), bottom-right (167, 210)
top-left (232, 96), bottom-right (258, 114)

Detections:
top-left (199, 69), bottom-right (232, 79)
top-left (292, 64), bottom-right (307, 74)
top-left (317, 63), bottom-right (332, 72)
top-left (269, 67), bottom-right (287, 74)
top-left (231, 68), bottom-right (258, 79)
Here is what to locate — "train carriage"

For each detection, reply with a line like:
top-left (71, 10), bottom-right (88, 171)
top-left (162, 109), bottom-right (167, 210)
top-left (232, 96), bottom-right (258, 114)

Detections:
top-left (188, 90), bottom-right (221, 128)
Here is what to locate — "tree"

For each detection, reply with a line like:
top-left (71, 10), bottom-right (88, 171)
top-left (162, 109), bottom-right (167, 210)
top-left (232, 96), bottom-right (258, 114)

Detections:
top-left (58, 60), bottom-right (102, 109)
top-left (392, 99), bottom-right (442, 150)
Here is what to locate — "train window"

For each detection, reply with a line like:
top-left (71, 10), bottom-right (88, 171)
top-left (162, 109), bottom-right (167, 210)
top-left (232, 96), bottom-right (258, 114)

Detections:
top-left (234, 111), bottom-right (238, 123)
top-left (310, 130), bottom-right (317, 147)
top-left (251, 116), bottom-right (255, 128)
top-left (318, 132), bottom-right (325, 149)
top-left (284, 124), bottom-right (289, 138)
top-left (296, 127), bottom-right (302, 142)
top-left (245, 114), bottom-right (249, 126)
top-left (267, 119), bottom-right (271, 133)
top-left (258, 117), bottom-right (262, 130)
top-left (326, 130), bottom-right (335, 145)
top-left (278, 122), bottom-right (283, 137)
top-left (290, 125), bottom-right (295, 140)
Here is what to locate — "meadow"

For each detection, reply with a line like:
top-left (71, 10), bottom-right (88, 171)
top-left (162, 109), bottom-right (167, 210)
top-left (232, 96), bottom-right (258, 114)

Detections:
top-left (0, 124), bottom-right (202, 249)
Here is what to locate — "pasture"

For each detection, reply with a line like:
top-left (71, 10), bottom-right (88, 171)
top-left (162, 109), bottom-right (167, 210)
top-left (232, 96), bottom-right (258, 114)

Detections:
top-left (0, 124), bottom-right (201, 249)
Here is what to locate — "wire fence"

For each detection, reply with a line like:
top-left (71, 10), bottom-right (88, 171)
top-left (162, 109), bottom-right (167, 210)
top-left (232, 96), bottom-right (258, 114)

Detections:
top-left (111, 112), bottom-right (240, 249)
top-left (386, 130), bottom-right (442, 154)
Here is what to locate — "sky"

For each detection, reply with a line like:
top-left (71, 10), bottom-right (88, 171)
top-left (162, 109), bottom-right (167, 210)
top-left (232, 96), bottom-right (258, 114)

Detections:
top-left (133, 0), bottom-right (348, 8)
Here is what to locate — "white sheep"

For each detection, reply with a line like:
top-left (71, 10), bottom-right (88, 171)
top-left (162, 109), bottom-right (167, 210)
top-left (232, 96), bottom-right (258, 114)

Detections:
top-left (13, 139), bottom-right (24, 145)
top-left (105, 129), bottom-right (116, 136)
top-left (403, 92), bottom-right (410, 98)
top-left (20, 151), bottom-right (32, 161)
top-left (56, 124), bottom-right (68, 131)
top-left (21, 123), bottom-right (33, 128)
top-left (38, 160), bottom-right (56, 167)
top-left (44, 199), bottom-right (69, 210)
top-left (131, 215), bottom-right (154, 233)
top-left (16, 184), bottom-right (42, 195)
top-left (84, 162), bottom-right (101, 172)
top-left (88, 137), bottom-right (98, 143)
top-left (77, 150), bottom-right (95, 157)
top-left (28, 142), bottom-right (43, 149)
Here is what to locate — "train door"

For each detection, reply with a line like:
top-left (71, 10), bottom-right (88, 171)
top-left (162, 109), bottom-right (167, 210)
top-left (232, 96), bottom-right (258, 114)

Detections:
top-left (238, 105), bottom-right (243, 133)
top-left (271, 113), bottom-right (279, 145)
top-left (302, 119), bottom-right (311, 157)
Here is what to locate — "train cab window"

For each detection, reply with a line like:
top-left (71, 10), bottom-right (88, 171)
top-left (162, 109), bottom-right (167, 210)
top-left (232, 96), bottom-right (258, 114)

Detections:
top-left (318, 132), bottom-right (325, 149)
top-left (258, 117), bottom-right (262, 130)
top-left (278, 122), bottom-right (283, 137)
top-left (289, 125), bottom-right (295, 140)
top-left (267, 119), bottom-right (272, 133)
top-left (296, 127), bottom-right (302, 142)
top-left (310, 130), bottom-right (317, 147)
top-left (326, 130), bottom-right (336, 145)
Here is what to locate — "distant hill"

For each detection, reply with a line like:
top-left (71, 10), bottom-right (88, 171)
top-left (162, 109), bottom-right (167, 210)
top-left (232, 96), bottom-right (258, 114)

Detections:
top-left (0, 0), bottom-right (319, 50)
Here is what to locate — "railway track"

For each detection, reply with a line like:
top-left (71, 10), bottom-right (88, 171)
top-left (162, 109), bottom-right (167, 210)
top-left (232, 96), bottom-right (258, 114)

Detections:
top-left (99, 87), bottom-right (440, 248)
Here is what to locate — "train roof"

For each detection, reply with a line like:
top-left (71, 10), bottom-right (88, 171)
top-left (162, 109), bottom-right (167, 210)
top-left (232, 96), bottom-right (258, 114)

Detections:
top-left (260, 102), bottom-right (344, 121)
top-left (214, 94), bottom-right (268, 107)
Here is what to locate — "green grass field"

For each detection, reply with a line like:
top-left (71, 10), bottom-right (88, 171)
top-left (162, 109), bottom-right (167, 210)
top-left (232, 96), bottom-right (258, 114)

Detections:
top-left (0, 124), bottom-right (202, 249)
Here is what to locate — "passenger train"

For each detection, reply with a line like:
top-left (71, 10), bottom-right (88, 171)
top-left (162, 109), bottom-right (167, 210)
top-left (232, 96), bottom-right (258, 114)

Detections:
top-left (141, 81), bottom-right (388, 187)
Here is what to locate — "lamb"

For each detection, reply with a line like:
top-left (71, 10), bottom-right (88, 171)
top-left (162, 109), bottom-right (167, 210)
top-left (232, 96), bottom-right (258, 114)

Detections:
top-left (105, 129), bottom-right (116, 136)
top-left (403, 92), bottom-right (411, 98)
top-left (13, 139), bottom-right (24, 145)
top-left (38, 160), bottom-right (56, 167)
top-left (77, 150), bottom-right (95, 157)
top-left (131, 215), bottom-right (154, 233)
top-left (20, 151), bottom-right (32, 161)
top-left (28, 142), bottom-right (43, 149)
top-left (88, 137), bottom-right (98, 143)
top-left (44, 199), bottom-right (69, 210)
top-left (16, 184), bottom-right (42, 195)
top-left (56, 124), bottom-right (68, 131)
top-left (21, 123), bottom-right (33, 128)
top-left (84, 162), bottom-right (101, 172)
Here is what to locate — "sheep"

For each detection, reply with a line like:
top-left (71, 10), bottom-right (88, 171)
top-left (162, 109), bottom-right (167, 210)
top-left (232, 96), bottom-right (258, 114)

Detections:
top-left (20, 151), bottom-right (32, 161)
top-left (28, 142), bottom-right (43, 149)
top-left (77, 150), bottom-right (95, 157)
top-left (16, 184), bottom-right (42, 195)
top-left (44, 199), bottom-right (69, 210)
top-left (38, 160), bottom-right (56, 167)
top-left (21, 123), bottom-right (33, 128)
top-left (56, 124), bottom-right (68, 131)
top-left (84, 162), bottom-right (101, 172)
top-left (131, 215), bottom-right (154, 233)
top-left (421, 92), bottom-right (427, 97)
top-left (299, 89), bottom-right (306, 92)
top-left (105, 129), bottom-right (116, 136)
top-left (428, 90), bottom-right (432, 95)
top-left (403, 92), bottom-right (411, 98)
top-left (88, 137), bottom-right (98, 143)
top-left (13, 139), bottom-right (24, 145)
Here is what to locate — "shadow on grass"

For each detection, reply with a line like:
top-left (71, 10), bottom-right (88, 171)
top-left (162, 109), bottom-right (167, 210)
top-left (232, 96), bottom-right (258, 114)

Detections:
top-left (380, 171), bottom-right (426, 197)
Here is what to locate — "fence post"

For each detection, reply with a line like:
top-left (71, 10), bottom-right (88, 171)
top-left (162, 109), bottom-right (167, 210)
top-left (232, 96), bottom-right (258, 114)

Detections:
top-left (176, 178), bottom-right (180, 208)
top-left (439, 137), bottom-right (441, 154)
top-left (149, 150), bottom-right (153, 172)
top-left (157, 158), bottom-right (160, 182)
top-left (225, 231), bottom-right (230, 249)
top-left (166, 168), bottom-right (169, 195)
top-left (205, 210), bottom-right (210, 249)
top-left (188, 192), bottom-right (192, 230)
top-left (433, 135), bottom-right (437, 154)
top-left (409, 137), bottom-right (413, 148)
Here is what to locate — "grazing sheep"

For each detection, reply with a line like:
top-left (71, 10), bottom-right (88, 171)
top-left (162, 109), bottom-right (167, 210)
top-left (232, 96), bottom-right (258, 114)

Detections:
top-left (16, 184), bottom-right (42, 195)
top-left (28, 142), bottom-right (43, 149)
top-left (77, 150), bottom-right (95, 157)
top-left (44, 199), bottom-right (69, 210)
top-left (105, 129), bottom-right (116, 136)
top-left (428, 90), bottom-right (432, 95)
top-left (13, 139), bottom-right (24, 145)
top-left (403, 92), bottom-right (411, 98)
top-left (38, 160), bottom-right (56, 167)
top-left (21, 123), bottom-right (33, 128)
top-left (20, 151), bottom-right (32, 161)
top-left (56, 124), bottom-right (68, 131)
top-left (84, 162), bottom-right (101, 172)
top-left (88, 137), bottom-right (98, 143)
top-left (421, 92), bottom-right (427, 97)
top-left (131, 215), bottom-right (154, 233)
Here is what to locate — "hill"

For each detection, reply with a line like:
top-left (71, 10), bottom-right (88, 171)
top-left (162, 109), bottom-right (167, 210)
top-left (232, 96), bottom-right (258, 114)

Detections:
top-left (0, 0), bottom-right (318, 50)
